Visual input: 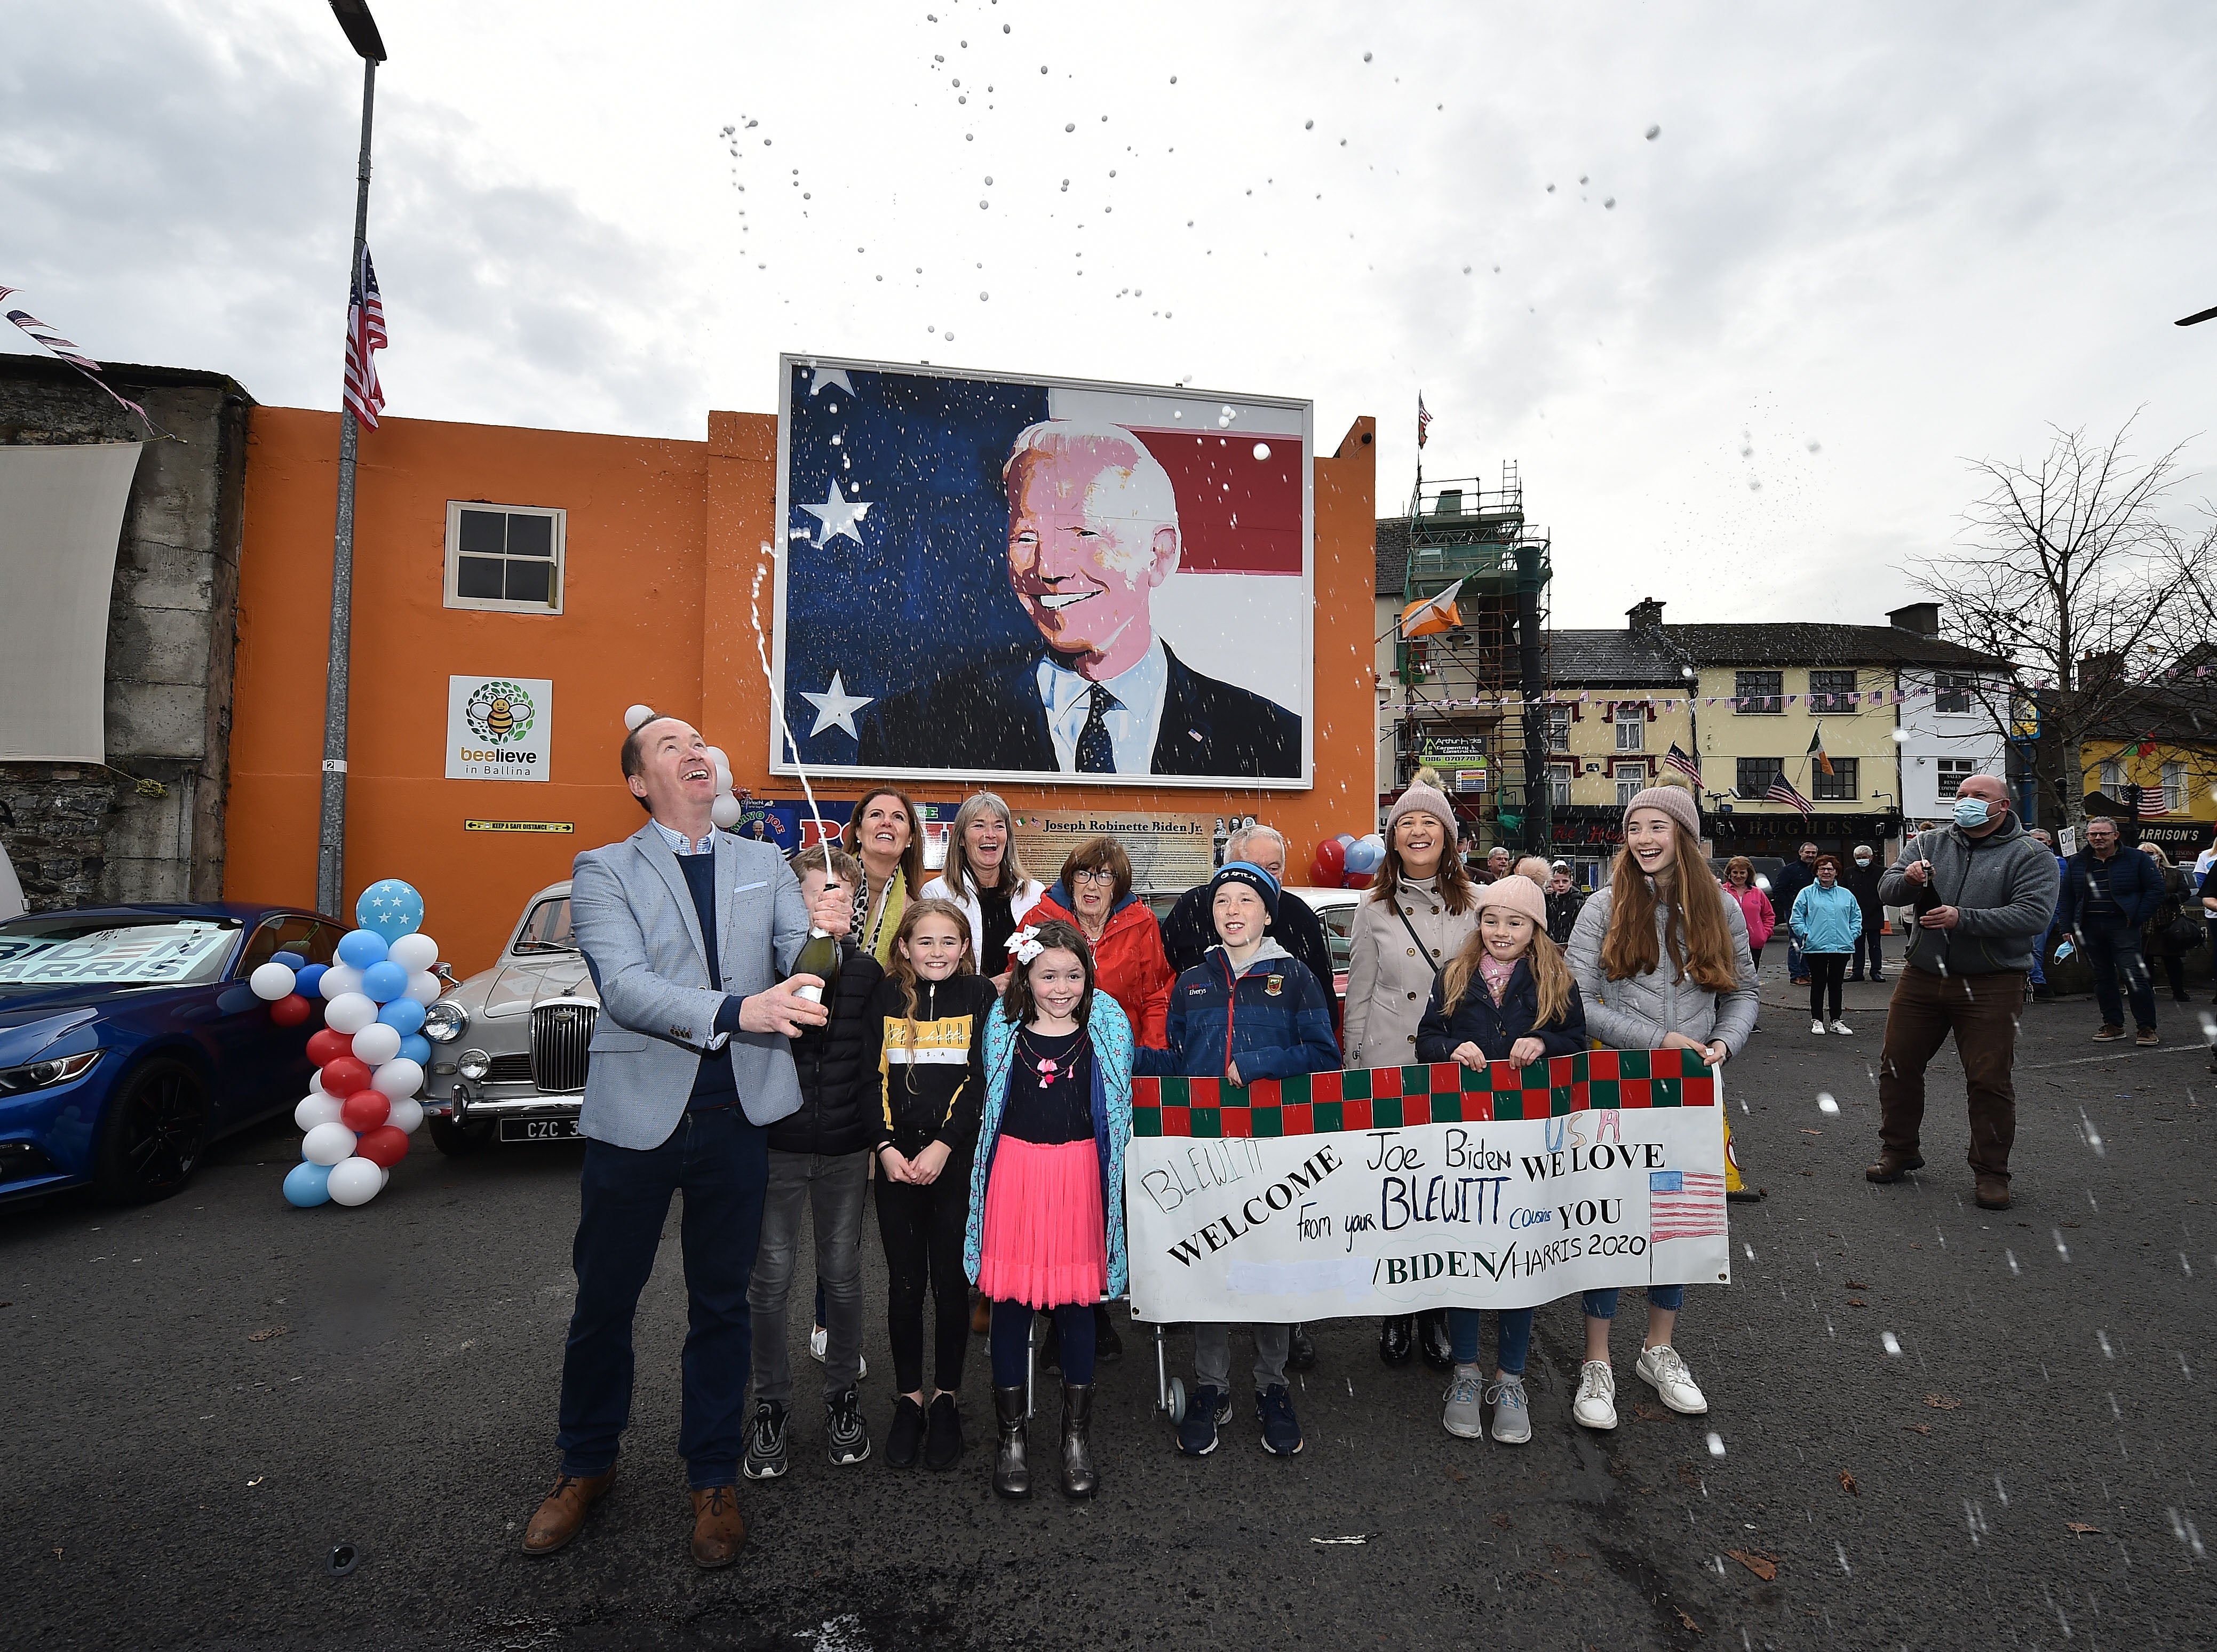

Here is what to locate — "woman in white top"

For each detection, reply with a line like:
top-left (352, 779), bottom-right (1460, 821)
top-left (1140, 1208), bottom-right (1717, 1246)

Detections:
top-left (921, 791), bottom-right (1044, 991)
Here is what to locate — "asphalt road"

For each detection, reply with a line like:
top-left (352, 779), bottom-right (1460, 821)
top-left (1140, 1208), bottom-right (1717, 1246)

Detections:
top-left (5, 961), bottom-right (2215, 1651)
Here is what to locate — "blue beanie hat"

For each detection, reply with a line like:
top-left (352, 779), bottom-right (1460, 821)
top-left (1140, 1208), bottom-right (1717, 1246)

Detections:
top-left (1209, 859), bottom-right (1281, 921)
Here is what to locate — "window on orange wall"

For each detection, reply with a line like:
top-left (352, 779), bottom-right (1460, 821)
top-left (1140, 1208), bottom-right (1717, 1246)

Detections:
top-left (445, 502), bottom-right (566, 614)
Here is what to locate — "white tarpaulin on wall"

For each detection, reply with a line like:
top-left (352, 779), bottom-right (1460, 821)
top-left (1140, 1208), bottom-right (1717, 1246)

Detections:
top-left (0, 441), bottom-right (143, 761)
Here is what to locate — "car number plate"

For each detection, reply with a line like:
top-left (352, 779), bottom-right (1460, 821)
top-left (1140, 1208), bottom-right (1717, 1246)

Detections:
top-left (500, 1118), bottom-right (581, 1143)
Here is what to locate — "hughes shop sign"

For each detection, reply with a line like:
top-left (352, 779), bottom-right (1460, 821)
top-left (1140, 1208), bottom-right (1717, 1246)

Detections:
top-left (1125, 1049), bottom-right (1730, 1323)
top-left (446, 676), bottom-right (553, 781)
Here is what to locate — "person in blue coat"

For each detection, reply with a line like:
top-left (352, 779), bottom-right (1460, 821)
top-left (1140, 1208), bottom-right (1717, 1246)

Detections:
top-left (1790, 855), bottom-right (1864, 1035)
top-left (2055, 815), bottom-right (2167, 1042)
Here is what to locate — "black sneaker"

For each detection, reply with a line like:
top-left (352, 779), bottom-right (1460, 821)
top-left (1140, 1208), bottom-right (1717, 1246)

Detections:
top-left (1286, 1323), bottom-right (1317, 1372)
top-left (826, 1386), bottom-right (871, 1466)
top-left (885, 1395), bottom-right (925, 1469)
top-left (924, 1392), bottom-right (964, 1471)
top-left (1093, 1302), bottom-right (1124, 1364)
top-left (742, 1399), bottom-right (787, 1480)
top-left (1256, 1384), bottom-right (1303, 1456)
top-left (1178, 1385), bottom-right (1223, 1456)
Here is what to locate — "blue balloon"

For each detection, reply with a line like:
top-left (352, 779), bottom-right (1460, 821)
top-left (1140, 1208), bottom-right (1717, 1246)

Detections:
top-left (378, 995), bottom-right (426, 1035)
top-left (283, 1161), bottom-right (333, 1208)
top-left (398, 1033), bottom-right (432, 1066)
top-left (355, 878), bottom-right (426, 940)
top-left (336, 928), bottom-right (389, 969)
top-left (360, 960), bottom-right (409, 1003)
top-left (272, 950), bottom-right (307, 971)
top-left (293, 963), bottom-right (329, 999)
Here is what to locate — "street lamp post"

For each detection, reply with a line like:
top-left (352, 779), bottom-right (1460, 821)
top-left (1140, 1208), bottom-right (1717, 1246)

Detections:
top-left (315, 0), bottom-right (387, 918)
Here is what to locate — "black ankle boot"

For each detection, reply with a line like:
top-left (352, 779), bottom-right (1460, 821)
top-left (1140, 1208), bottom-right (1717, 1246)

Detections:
top-left (992, 1385), bottom-right (1029, 1499)
top-left (1378, 1315), bottom-right (1414, 1366)
top-left (1417, 1308), bottom-right (1455, 1371)
top-left (1060, 1383), bottom-right (1096, 1498)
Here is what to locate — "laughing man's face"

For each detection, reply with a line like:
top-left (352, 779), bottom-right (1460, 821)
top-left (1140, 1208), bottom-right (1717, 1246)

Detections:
top-left (1006, 445), bottom-right (1179, 675)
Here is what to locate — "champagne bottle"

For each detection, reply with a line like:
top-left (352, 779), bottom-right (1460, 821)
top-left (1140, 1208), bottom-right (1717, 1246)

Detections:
top-left (793, 927), bottom-right (841, 1005)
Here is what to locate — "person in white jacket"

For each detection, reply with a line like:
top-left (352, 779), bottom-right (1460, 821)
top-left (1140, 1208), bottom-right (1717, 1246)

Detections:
top-left (919, 791), bottom-right (1043, 991)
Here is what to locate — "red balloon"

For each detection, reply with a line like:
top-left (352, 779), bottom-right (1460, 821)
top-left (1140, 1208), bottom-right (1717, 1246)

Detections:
top-left (307, 1028), bottom-right (352, 1067)
top-left (339, 1089), bottom-right (392, 1132)
top-left (322, 1056), bottom-right (375, 1097)
top-left (1342, 871), bottom-right (1374, 891)
top-left (270, 993), bottom-right (313, 1027)
top-left (1310, 836), bottom-right (1347, 888)
top-left (354, 1124), bottom-right (410, 1168)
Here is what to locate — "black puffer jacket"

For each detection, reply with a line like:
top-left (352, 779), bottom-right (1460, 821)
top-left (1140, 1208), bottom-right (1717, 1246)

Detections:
top-left (768, 942), bottom-right (885, 1157)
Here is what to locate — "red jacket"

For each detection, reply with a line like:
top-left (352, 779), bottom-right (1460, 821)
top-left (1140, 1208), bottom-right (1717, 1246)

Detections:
top-left (1032, 884), bottom-right (1174, 1047)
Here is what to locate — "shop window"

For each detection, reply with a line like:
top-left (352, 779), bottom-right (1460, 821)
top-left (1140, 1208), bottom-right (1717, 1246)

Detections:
top-left (1813, 756), bottom-right (1859, 802)
top-left (1733, 671), bottom-right (1783, 714)
top-left (1614, 762), bottom-right (1648, 810)
top-left (1808, 670), bottom-right (1858, 713)
top-left (445, 502), bottom-right (566, 613)
top-left (1935, 758), bottom-right (1977, 792)
top-left (1736, 757), bottom-right (1782, 799)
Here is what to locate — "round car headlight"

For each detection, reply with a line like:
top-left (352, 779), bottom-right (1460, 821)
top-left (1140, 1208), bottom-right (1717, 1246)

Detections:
top-left (457, 1049), bottom-right (491, 1082)
top-left (422, 1001), bottom-right (467, 1043)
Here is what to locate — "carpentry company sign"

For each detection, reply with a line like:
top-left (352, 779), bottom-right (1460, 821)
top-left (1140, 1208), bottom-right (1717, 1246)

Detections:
top-left (1125, 1049), bottom-right (1730, 1322)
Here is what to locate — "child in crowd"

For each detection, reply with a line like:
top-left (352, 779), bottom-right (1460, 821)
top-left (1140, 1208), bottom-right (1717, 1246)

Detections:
top-left (744, 845), bottom-right (884, 1479)
top-left (965, 919), bottom-right (1134, 1501)
top-left (869, 898), bottom-right (998, 1471)
top-left (1139, 861), bottom-right (1339, 1458)
top-left (1414, 875), bottom-right (1587, 1445)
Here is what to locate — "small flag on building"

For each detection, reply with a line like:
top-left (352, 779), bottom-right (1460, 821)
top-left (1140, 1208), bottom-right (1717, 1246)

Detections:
top-left (1766, 770), bottom-right (1814, 816)
top-left (0, 286), bottom-right (161, 435)
top-left (1400, 577), bottom-right (1464, 639)
top-left (2136, 784), bottom-right (2170, 818)
top-left (1664, 743), bottom-right (1702, 783)
top-left (1417, 393), bottom-right (1432, 450)
top-left (1808, 723), bottom-right (1834, 777)
top-left (343, 246), bottom-right (387, 429)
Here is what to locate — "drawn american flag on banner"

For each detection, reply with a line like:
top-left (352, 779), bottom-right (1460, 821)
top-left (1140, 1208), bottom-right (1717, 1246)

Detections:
top-left (1650, 1170), bottom-right (1727, 1240)
top-left (344, 246), bottom-right (387, 429)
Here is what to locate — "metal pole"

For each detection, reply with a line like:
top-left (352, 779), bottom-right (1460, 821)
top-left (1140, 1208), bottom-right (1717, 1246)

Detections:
top-left (1515, 541), bottom-right (1551, 853)
top-left (316, 57), bottom-right (376, 917)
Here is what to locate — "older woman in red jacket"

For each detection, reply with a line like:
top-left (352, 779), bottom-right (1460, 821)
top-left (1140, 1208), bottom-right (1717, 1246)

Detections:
top-left (1030, 835), bottom-right (1174, 1046)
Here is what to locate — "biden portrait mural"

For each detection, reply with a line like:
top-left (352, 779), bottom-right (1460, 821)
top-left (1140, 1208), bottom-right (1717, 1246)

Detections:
top-left (771, 355), bottom-right (1313, 786)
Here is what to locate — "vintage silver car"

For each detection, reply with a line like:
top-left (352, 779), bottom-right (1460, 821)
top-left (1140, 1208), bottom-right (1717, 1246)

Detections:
top-left (420, 881), bottom-right (599, 1154)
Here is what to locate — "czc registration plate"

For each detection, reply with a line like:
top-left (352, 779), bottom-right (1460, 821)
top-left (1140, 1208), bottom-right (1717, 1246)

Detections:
top-left (499, 1117), bottom-right (581, 1143)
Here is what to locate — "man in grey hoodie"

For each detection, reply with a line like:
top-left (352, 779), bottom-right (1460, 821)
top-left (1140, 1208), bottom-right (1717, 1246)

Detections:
top-left (1866, 775), bottom-right (2060, 1211)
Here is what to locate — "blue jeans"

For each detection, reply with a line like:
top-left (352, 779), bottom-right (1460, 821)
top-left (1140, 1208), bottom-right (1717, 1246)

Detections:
top-left (2081, 923), bottom-right (2156, 1031)
top-left (1446, 1306), bottom-right (1533, 1375)
top-left (1583, 1284), bottom-right (1685, 1319)
top-left (557, 1107), bottom-right (769, 1489)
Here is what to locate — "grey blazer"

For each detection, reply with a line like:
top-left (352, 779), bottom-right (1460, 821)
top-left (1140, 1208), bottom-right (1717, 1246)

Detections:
top-left (568, 822), bottom-right (810, 1150)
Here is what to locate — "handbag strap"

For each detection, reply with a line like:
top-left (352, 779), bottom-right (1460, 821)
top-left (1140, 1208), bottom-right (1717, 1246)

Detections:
top-left (1392, 898), bottom-right (1444, 984)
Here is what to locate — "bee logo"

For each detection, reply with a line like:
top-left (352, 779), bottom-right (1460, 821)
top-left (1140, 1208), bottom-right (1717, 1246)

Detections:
top-left (465, 680), bottom-right (536, 744)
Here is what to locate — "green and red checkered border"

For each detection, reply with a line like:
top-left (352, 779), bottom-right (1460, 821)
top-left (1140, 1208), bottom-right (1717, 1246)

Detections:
top-left (1132, 1049), bottom-right (1716, 1139)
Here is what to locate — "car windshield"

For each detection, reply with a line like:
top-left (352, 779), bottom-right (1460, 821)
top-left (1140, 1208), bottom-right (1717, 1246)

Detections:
top-left (0, 915), bottom-right (243, 992)
top-left (513, 897), bottom-right (576, 954)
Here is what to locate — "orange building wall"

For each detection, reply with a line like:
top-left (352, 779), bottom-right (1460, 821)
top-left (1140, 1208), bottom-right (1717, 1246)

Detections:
top-left (227, 402), bottom-right (1378, 973)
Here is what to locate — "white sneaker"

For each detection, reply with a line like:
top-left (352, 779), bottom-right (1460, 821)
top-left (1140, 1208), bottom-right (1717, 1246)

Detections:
top-left (806, 1324), bottom-right (866, 1378)
top-left (1636, 1343), bottom-right (1709, 1415)
top-left (1828, 1019), bottom-right (1853, 1036)
top-left (1810, 1019), bottom-right (1826, 1035)
top-left (1572, 1359), bottom-right (1617, 1430)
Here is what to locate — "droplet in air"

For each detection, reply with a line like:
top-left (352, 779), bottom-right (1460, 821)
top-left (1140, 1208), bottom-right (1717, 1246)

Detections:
top-left (1579, 174), bottom-right (1589, 184)
top-left (1546, 183), bottom-right (1556, 193)
top-left (1646, 123), bottom-right (1662, 139)
top-left (979, 199), bottom-right (989, 208)
top-left (1065, 122), bottom-right (1076, 132)
top-left (1603, 197), bottom-right (1616, 209)
top-left (1881, 1331), bottom-right (1903, 1356)
top-left (979, 291), bottom-right (989, 301)
top-left (1891, 728), bottom-right (1910, 744)
top-left (1170, 75), bottom-right (1178, 84)
top-left (984, 175), bottom-right (994, 184)
top-left (1003, 20), bottom-right (1010, 29)
top-left (1040, 65), bottom-right (1048, 74)
top-left (1253, 443), bottom-right (1271, 460)
top-left (1706, 1432), bottom-right (1726, 1457)
top-left (1817, 1092), bottom-right (1838, 1114)
top-left (1463, 265), bottom-right (1471, 274)
top-left (1305, 118), bottom-right (1314, 130)
top-left (1363, 51), bottom-right (1373, 62)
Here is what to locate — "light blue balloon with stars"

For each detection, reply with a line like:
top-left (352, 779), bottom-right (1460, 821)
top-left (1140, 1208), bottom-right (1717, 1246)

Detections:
top-left (355, 877), bottom-right (426, 940)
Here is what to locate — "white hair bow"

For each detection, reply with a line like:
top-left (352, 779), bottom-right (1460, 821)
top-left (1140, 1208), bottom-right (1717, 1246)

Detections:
top-left (1010, 925), bottom-right (1046, 966)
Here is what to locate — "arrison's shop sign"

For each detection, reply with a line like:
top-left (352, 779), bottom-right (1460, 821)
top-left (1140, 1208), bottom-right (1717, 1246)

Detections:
top-left (446, 676), bottom-right (553, 782)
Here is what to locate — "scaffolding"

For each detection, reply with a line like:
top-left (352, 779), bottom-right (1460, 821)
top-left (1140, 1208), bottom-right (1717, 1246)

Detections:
top-left (1390, 463), bottom-right (1554, 851)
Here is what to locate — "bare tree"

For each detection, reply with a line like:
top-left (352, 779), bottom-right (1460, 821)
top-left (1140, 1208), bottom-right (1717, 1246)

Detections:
top-left (1909, 416), bottom-right (2210, 828)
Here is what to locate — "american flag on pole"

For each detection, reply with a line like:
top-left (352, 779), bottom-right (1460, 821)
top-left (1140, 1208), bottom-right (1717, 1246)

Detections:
top-left (1664, 743), bottom-right (1702, 783)
top-left (2135, 783), bottom-right (2170, 818)
top-left (1765, 769), bottom-right (1814, 816)
top-left (343, 246), bottom-right (387, 429)
top-left (1417, 393), bottom-right (1432, 450)
top-left (1649, 1170), bottom-right (1727, 1241)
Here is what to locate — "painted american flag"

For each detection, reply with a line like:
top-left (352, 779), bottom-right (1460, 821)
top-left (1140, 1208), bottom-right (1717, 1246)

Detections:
top-left (343, 246), bottom-right (387, 429)
top-left (1650, 1170), bottom-right (1727, 1241)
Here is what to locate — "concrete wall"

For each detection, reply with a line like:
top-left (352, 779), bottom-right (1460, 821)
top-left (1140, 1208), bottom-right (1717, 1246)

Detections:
top-left (0, 358), bottom-right (253, 908)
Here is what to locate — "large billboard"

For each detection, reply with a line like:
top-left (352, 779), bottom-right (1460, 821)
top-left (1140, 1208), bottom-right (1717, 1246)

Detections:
top-left (770, 355), bottom-right (1313, 788)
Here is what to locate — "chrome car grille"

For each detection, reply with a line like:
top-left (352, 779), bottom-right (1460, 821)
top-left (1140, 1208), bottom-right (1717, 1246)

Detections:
top-left (530, 1000), bottom-right (598, 1094)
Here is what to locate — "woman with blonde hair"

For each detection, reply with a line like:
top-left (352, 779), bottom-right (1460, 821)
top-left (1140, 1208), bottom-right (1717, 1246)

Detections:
top-left (923, 791), bottom-right (1044, 990)
top-left (1564, 786), bottom-right (1756, 1430)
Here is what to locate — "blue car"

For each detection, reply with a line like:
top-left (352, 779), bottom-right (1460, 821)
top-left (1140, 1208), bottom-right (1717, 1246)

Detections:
top-left (0, 903), bottom-right (346, 1204)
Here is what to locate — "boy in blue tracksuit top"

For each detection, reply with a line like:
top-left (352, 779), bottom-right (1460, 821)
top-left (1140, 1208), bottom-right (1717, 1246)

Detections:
top-left (1138, 861), bottom-right (1338, 1458)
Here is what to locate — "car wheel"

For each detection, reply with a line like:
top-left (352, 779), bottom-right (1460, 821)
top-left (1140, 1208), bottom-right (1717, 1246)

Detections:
top-left (93, 1056), bottom-right (209, 1204)
top-left (426, 1113), bottom-right (494, 1157)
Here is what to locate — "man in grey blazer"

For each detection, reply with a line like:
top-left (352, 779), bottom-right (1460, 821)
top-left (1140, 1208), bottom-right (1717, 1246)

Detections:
top-left (522, 715), bottom-right (838, 1568)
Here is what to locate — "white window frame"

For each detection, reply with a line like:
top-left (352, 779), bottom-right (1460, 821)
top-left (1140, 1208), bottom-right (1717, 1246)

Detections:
top-left (2161, 761), bottom-right (2185, 813)
top-left (1614, 713), bottom-right (1645, 752)
top-left (1549, 763), bottom-right (1574, 808)
top-left (444, 501), bottom-right (568, 615)
top-left (1934, 757), bottom-right (1977, 792)
top-left (1614, 761), bottom-right (1647, 810)
top-left (2098, 759), bottom-right (2125, 796)
top-left (1547, 706), bottom-right (1571, 752)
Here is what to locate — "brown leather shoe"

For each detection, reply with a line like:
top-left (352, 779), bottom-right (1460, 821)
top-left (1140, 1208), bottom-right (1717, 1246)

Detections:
top-left (2134, 1028), bottom-right (2159, 1048)
top-left (1974, 1174), bottom-right (2011, 1211)
top-left (1864, 1151), bottom-right (1925, 1184)
top-left (2091, 1024), bottom-right (2125, 1041)
top-left (971, 1292), bottom-right (992, 1336)
top-left (689, 1484), bottom-right (747, 1569)
top-left (521, 1468), bottom-right (614, 1555)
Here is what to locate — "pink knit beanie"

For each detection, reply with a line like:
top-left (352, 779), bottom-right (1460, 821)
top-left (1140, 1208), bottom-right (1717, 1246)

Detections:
top-left (1622, 784), bottom-right (1701, 840)
top-left (1476, 874), bottom-right (1548, 927)
top-left (1387, 781), bottom-right (1456, 836)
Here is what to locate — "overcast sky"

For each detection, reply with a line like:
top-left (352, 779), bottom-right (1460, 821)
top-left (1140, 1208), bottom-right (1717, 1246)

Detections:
top-left (6, 1), bottom-right (2213, 626)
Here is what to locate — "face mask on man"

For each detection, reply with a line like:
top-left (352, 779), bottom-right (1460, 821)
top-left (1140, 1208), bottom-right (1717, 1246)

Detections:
top-left (1854, 852), bottom-right (1872, 866)
top-left (1953, 797), bottom-right (1993, 829)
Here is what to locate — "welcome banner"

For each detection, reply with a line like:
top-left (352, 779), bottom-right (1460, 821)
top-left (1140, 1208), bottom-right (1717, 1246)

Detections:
top-left (1126, 1049), bottom-right (1730, 1323)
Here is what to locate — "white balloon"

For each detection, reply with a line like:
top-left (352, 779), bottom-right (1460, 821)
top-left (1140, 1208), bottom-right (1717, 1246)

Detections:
top-left (379, 1166), bottom-right (391, 1188)
top-left (308, 1068), bottom-right (328, 1097)
top-left (328, 1156), bottom-right (383, 1206)
top-left (302, 1121), bottom-right (357, 1166)
top-left (623, 703), bottom-right (657, 732)
top-left (387, 1097), bottom-right (425, 1134)
top-left (706, 746), bottom-right (733, 791)
top-left (295, 1094), bottom-right (344, 1131)
top-left (403, 970), bottom-right (441, 1005)
top-left (711, 794), bottom-right (743, 830)
top-left (371, 1057), bottom-right (425, 1099)
top-left (249, 962), bottom-right (297, 1001)
top-left (320, 964), bottom-right (364, 1001)
top-left (388, 933), bottom-right (439, 972)
top-left (324, 992), bottom-right (378, 1035)
top-left (352, 1022), bottom-right (403, 1066)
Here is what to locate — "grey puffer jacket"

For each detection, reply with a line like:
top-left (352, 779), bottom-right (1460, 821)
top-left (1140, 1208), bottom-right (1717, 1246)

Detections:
top-left (1565, 882), bottom-right (1759, 1057)
top-left (1875, 813), bottom-right (2059, 976)
top-left (1341, 872), bottom-right (1480, 1071)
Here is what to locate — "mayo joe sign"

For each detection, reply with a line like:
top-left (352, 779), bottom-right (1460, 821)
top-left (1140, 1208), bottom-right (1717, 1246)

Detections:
top-left (1124, 1049), bottom-right (1730, 1323)
top-left (446, 676), bottom-right (553, 782)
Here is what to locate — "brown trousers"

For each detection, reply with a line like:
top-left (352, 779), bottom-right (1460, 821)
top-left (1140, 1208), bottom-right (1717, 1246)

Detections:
top-left (1876, 964), bottom-right (2025, 1181)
